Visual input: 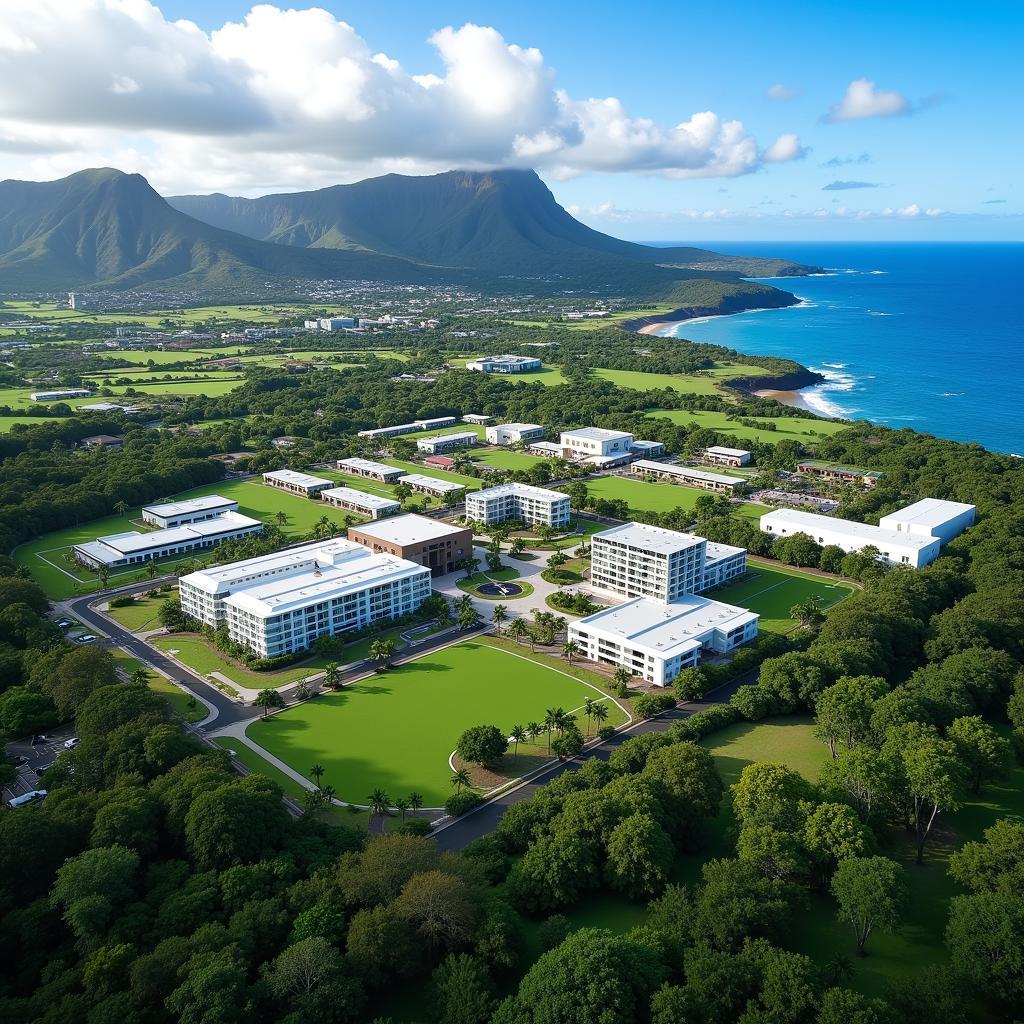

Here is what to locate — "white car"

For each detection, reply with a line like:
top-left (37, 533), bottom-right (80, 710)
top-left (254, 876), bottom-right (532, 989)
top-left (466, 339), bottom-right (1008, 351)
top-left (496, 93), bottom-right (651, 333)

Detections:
top-left (7, 789), bottom-right (47, 809)
top-left (63, 737), bottom-right (80, 750)
top-left (74, 634), bottom-right (97, 645)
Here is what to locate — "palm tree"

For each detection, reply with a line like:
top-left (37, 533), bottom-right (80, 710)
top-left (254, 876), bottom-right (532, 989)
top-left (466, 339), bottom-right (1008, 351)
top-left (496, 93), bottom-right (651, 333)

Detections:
top-left (562, 639), bottom-right (580, 665)
top-left (825, 955), bottom-right (856, 985)
top-left (543, 707), bottom-right (562, 753)
top-left (310, 763), bottom-right (325, 788)
top-left (255, 688), bottom-right (285, 717)
top-left (510, 724), bottom-right (528, 763)
top-left (144, 559), bottom-right (158, 580)
top-left (409, 791), bottom-right (424, 815)
top-left (393, 796), bottom-right (410, 822)
top-left (274, 510), bottom-right (288, 527)
top-left (450, 767), bottom-right (471, 794)
top-left (129, 667), bottom-right (149, 687)
top-left (367, 788), bottom-right (391, 830)
top-left (323, 662), bottom-right (341, 690)
top-left (114, 499), bottom-right (129, 517)
top-left (613, 665), bottom-right (632, 694)
top-left (320, 784), bottom-right (337, 804)
top-left (507, 618), bottom-right (527, 645)
top-left (97, 564), bottom-right (110, 590)
top-left (581, 696), bottom-right (596, 735)
top-left (592, 702), bottom-right (609, 734)
top-left (491, 603), bottom-right (508, 635)
top-left (455, 592), bottom-right (475, 615)
top-left (526, 721), bottom-right (542, 745)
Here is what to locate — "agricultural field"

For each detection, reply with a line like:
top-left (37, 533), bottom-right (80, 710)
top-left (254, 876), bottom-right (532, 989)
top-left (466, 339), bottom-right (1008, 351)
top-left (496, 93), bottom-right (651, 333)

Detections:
top-left (248, 639), bottom-right (625, 806)
top-left (571, 474), bottom-right (765, 521)
top-left (646, 407), bottom-right (849, 444)
top-left (709, 560), bottom-right (855, 633)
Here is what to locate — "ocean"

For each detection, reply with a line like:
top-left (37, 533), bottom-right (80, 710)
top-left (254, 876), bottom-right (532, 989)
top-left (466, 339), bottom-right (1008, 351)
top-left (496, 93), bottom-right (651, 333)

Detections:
top-left (653, 242), bottom-right (1024, 455)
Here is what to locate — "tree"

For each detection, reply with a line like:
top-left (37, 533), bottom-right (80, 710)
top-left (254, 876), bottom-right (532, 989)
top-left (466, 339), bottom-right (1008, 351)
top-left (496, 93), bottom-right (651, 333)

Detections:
top-left (394, 870), bottom-right (480, 950)
top-left (945, 890), bottom-right (1024, 1011)
top-left (323, 661), bottom-right (341, 690)
top-left (450, 767), bottom-right (471, 795)
top-left (506, 618), bottom-right (527, 645)
top-left (456, 724), bottom-right (508, 766)
top-left (731, 761), bottom-right (814, 831)
top-left (368, 637), bottom-right (397, 670)
top-left (613, 665), bottom-right (632, 695)
top-left (129, 666), bottom-right (149, 687)
top-left (604, 813), bottom-right (674, 898)
top-left (393, 795), bottom-right (410, 822)
top-left (814, 676), bottom-right (888, 757)
top-left (113, 499), bottom-right (129, 517)
top-left (562, 639), bottom-right (580, 665)
top-left (510, 536), bottom-right (527, 557)
top-left (409, 791), bottom-right (424, 815)
top-left (791, 594), bottom-right (825, 630)
top-left (551, 724), bottom-right (584, 760)
top-left (432, 954), bottom-right (495, 1024)
top-left (310, 763), bottom-right (324, 788)
top-left (254, 688), bottom-right (285, 717)
top-left (581, 696), bottom-right (597, 736)
top-left (831, 856), bottom-right (908, 956)
top-left (366, 788), bottom-right (391, 829)
top-left (0, 687), bottom-right (57, 736)
top-left (166, 948), bottom-right (251, 1024)
top-left (461, 556), bottom-right (481, 579)
top-left (592, 701), bottom-right (609, 732)
top-left (274, 510), bottom-right (288, 527)
top-left (491, 603), bottom-right (508, 635)
top-left (510, 724), bottom-right (528, 763)
top-left (458, 602), bottom-right (479, 630)
top-left (268, 936), bottom-right (340, 997)
top-left (946, 715), bottom-right (1011, 794)
top-left (949, 818), bottom-right (1024, 894)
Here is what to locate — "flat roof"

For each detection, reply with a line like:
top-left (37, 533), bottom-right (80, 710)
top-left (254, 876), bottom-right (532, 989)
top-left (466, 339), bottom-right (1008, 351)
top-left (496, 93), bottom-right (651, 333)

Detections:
top-left (143, 495), bottom-right (236, 518)
top-left (707, 445), bottom-right (752, 457)
top-left (351, 513), bottom-right (467, 546)
top-left (630, 439), bottom-right (664, 448)
top-left (632, 460), bottom-right (745, 486)
top-left (593, 521), bottom-right (705, 556)
top-left (561, 426), bottom-right (633, 442)
top-left (263, 469), bottom-right (333, 488)
top-left (470, 354), bottom-right (539, 364)
top-left (572, 595), bottom-right (758, 659)
top-left (491, 422), bottom-right (544, 432)
top-left (527, 441), bottom-right (563, 453)
top-left (879, 498), bottom-right (976, 528)
top-left (79, 512), bottom-right (261, 559)
top-left (337, 457), bottom-right (403, 475)
top-left (398, 473), bottom-right (465, 493)
top-left (705, 540), bottom-right (747, 562)
top-left (414, 417), bottom-right (457, 427)
top-left (321, 487), bottom-right (400, 510)
top-left (760, 508), bottom-right (937, 550)
top-left (418, 431), bottom-right (478, 443)
top-left (468, 483), bottom-right (569, 503)
top-left (798, 460), bottom-right (885, 479)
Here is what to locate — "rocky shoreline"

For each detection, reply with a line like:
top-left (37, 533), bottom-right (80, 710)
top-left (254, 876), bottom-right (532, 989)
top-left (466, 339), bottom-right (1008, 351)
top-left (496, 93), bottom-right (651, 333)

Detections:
top-left (724, 366), bottom-right (826, 396)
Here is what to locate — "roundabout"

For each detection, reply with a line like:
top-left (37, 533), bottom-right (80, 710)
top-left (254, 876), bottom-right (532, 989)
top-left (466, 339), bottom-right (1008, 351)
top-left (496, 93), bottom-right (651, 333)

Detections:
top-left (477, 581), bottom-right (525, 598)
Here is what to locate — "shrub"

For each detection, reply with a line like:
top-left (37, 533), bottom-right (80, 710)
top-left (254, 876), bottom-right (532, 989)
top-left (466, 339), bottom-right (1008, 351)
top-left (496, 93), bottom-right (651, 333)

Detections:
top-left (398, 817), bottom-right (433, 836)
top-left (108, 595), bottom-right (136, 608)
top-left (731, 683), bottom-right (775, 721)
top-left (540, 568), bottom-right (582, 586)
top-left (597, 725), bottom-right (617, 741)
top-left (551, 726), bottom-right (585, 759)
top-left (668, 704), bottom-right (741, 742)
top-left (631, 693), bottom-right (676, 720)
top-left (446, 792), bottom-right (483, 817)
top-left (672, 666), bottom-right (709, 702)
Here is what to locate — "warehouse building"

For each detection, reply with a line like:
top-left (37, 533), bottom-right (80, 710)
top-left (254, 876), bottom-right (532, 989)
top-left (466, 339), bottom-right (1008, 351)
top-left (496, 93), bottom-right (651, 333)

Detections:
top-left (336, 457), bottom-right (405, 483)
top-left (349, 514), bottom-right (473, 577)
top-left (262, 469), bottom-right (334, 497)
top-left (631, 459), bottom-right (746, 494)
top-left (321, 487), bottom-right (400, 520)
top-left (142, 495), bottom-right (239, 529)
top-left (415, 431), bottom-right (478, 454)
top-left (30, 388), bottom-right (91, 402)
top-left (465, 483), bottom-right (571, 528)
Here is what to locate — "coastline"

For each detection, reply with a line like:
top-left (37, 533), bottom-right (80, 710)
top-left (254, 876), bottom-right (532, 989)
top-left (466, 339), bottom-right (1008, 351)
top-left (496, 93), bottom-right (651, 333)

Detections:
top-left (752, 388), bottom-right (819, 414)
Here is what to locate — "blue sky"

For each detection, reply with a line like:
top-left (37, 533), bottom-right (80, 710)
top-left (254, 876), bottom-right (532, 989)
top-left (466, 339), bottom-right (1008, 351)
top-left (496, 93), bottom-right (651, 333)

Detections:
top-left (1, 1), bottom-right (1019, 239)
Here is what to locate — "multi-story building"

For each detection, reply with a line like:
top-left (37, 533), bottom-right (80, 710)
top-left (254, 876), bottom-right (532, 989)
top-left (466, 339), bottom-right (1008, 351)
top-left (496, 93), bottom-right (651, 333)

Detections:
top-left (466, 354), bottom-right (542, 373)
top-left (415, 431), bottom-right (478, 454)
top-left (631, 459), bottom-right (745, 494)
top-left (705, 446), bottom-right (753, 467)
top-left (701, 541), bottom-right (749, 589)
top-left (590, 522), bottom-right (709, 602)
top-left (262, 469), bottom-right (334, 497)
top-left (142, 495), bottom-right (239, 529)
top-left (336, 457), bottom-right (405, 483)
top-left (348, 514), bottom-right (473, 577)
top-left (465, 483), bottom-right (571, 528)
top-left (486, 423), bottom-right (545, 446)
top-left (320, 487), bottom-right (400, 520)
top-left (397, 474), bottom-right (466, 500)
top-left (560, 427), bottom-right (635, 461)
top-left (179, 539), bottom-right (431, 658)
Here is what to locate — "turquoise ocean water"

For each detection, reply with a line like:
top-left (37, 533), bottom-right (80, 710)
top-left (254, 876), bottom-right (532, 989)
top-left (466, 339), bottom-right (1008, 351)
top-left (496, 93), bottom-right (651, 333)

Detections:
top-left (653, 242), bottom-right (1024, 454)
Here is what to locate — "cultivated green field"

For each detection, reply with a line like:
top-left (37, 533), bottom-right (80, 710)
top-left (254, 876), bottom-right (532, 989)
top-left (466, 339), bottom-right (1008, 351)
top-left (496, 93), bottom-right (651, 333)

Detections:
top-left (571, 475), bottom-right (765, 521)
top-left (0, 300), bottom-right (352, 327)
top-left (248, 640), bottom-right (625, 806)
top-left (709, 560), bottom-right (855, 633)
top-left (646, 407), bottom-right (849, 444)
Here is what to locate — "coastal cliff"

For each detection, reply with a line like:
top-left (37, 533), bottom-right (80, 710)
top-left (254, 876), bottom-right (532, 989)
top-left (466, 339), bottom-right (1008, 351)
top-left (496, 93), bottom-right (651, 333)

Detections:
top-left (621, 288), bottom-right (802, 334)
top-left (726, 367), bottom-right (826, 395)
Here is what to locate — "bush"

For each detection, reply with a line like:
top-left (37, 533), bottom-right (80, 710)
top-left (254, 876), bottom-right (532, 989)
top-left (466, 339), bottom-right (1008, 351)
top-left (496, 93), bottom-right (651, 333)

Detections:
top-left (446, 792), bottom-right (483, 817)
top-left (672, 666), bottom-right (709, 702)
top-left (551, 726), bottom-right (585, 759)
top-left (398, 817), bottom-right (433, 836)
top-left (631, 693), bottom-right (676, 720)
top-left (537, 914), bottom-right (572, 951)
top-left (456, 724), bottom-right (509, 766)
top-left (108, 595), bottom-right (136, 608)
top-left (540, 568), bottom-right (582, 585)
top-left (597, 725), bottom-right (617, 741)
top-left (731, 683), bottom-right (776, 721)
top-left (668, 704), bottom-right (741, 742)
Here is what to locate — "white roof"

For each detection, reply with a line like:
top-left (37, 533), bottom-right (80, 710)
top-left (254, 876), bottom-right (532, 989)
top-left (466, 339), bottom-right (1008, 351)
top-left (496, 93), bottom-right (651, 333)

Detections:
top-left (321, 487), bottom-right (400, 511)
top-left (594, 521), bottom-right (705, 556)
top-left (705, 540), bottom-right (747, 562)
top-left (78, 512), bottom-right (261, 562)
top-left (632, 459), bottom-right (745, 487)
top-left (760, 508), bottom-right (937, 551)
top-left (630, 439), bottom-right (664, 449)
top-left (470, 354), bottom-right (538, 364)
top-left (707, 445), bottom-right (752, 458)
top-left (878, 498), bottom-right (976, 529)
top-left (337, 457), bottom-right (403, 476)
top-left (561, 426), bottom-right (633, 443)
top-left (352, 513), bottom-right (466, 546)
top-left (418, 431), bottom-right (477, 444)
top-left (415, 417), bottom-right (457, 427)
top-left (463, 414), bottom-right (492, 423)
top-left (572, 595), bottom-right (758, 659)
top-left (468, 483), bottom-right (569, 504)
top-left (398, 473), bottom-right (465, 493)
top-left (143, 495), bottom-right (236, 518)
top-left (527, 441), bottom-right (563, 454)
top-left (491, 422), bottom-right (544, 433)
top-left (263, 469), bottom-right (333, 489)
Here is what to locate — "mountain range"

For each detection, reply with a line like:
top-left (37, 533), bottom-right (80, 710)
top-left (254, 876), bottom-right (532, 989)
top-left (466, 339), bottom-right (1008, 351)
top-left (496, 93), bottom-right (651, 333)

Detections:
top-left (0, 167), bottom-right (816, 312)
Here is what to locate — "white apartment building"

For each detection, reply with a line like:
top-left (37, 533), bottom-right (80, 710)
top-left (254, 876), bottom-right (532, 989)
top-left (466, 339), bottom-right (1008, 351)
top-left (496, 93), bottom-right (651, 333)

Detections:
top-left (336, 457), bottom-right (405, 483)
top-left (262, 469), bottom-right (334, 497)
top-left (569, 596), bottom-right (759, 687)
top-left (141, 495), bottom-right (239, 529)
top-left (705, 446), bottom-right (753, 467)
top-left (398, 473), bottom-right (466, 499)
top-left (465, 483), bottom-right (571, 528)
top-left (877, 498), bottom-right (976, 545)
top-left (631, 459), bottom-right (746, 494)
top-left (74, 512), bottom-right (262, 569)
top-left (486, 423), bottom-right (545, 446)
top-left (179, 539), bottom-right (431, 658)
top-left (321, 487), bottom-right (400, 520)
top-left (30, 389), bottom-right (91, 402)
top-left (702, 541), bottom-right (749, 589)
top-left (466, 354), bottom-right (542, 373)
top-left (415, 431), bottom-right (478, 454)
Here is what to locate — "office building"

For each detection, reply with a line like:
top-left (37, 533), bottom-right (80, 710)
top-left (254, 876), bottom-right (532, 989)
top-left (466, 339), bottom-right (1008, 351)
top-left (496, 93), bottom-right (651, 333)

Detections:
top-left (262, 469), bottom-right (334, 497)
top-left (631, 460), bottom-right (745, 494)
top-left (560, 427), bottom-right (635, 460)
top-left (142, 495), bottom-right (239, 529)
top-left (349, 514), bottom-right (473, 577)
top-left (705, 446), bottom-right (753, 467)
top-left (336, 457), bottom-right (405, 483)
top-left (486, 423), bottom-right (545, 446)
top-left (465, 483), bottom-right (571, 528)
top-left (415, 431), bottom-right (478, 454)
top-left (463, 414), bottom-right (493, 425)
top-left (466, 354), bottom-right (542, 373)
top-left (356, 416), bottom-right (457, 439)
top-left (320, 487), bottom-right (400, 520)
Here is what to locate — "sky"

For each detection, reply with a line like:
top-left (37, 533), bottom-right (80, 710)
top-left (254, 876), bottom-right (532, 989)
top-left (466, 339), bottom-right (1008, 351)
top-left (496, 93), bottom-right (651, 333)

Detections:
top-left (0, 0), bottom-right (1020, 240)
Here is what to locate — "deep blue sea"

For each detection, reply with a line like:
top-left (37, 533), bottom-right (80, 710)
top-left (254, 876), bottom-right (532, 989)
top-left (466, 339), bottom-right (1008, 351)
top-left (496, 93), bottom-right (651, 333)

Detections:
top-left (651, 242), bottom-right (1024, 454)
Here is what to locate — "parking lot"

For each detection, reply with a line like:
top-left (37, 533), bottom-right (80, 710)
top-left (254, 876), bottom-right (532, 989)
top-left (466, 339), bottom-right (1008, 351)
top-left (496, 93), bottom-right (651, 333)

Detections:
top-left (3, 725), bottom-right (76, 802)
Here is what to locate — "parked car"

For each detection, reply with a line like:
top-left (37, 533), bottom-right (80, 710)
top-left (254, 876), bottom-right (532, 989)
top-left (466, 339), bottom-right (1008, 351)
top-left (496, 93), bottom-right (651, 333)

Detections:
top-left (30, 735), bottom-right (49, 746)
top-left (63, 737), bottom-right (80, 750)
top-left (74, 634), bottom-right (97, 645)
top-left (7, 790), bottom-right (47, 809)
top-left (56, 619), bottom-right (73, 629)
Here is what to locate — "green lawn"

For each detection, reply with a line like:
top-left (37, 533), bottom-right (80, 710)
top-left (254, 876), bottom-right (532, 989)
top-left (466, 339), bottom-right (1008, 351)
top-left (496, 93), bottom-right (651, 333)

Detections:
top-left (0, 415), bottom-right (71, 433)
top-left (646, 407), bottom-right (849, 444)
top-left (473, 449), bottom-right (547, 471)
top-left (0, 386), bottom-right (119, 412)
top-left (414, 423), bottom-right (487, 440)
top-left (381, 458), bottom-right (483, 489)
top-left (247, 639), bottom-right (625, 806)
top-left (708, 561), bottom-right (855, 633)
top-left (110, 650), bottom-right (205, 723)
top-left (105, 593), bottom-right (169, 631)
top-left (104, 378), bottom-right (244, 397)
top-left (596, 367), bottom-right (760, 397)
top-left (572, 475), bottom-right (764, 521)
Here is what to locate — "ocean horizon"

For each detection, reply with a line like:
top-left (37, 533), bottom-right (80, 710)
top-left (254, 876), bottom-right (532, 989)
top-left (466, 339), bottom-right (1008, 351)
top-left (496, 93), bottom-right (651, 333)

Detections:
top-left (649, 241), bottom-right (1024, 455)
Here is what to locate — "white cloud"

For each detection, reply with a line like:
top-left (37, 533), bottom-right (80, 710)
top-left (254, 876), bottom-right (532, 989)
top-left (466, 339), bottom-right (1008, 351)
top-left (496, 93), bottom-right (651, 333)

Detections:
top-left (763, 133), bottom-right (806, 163)
top-left (0, 1), bottom-right (802, 192)
top-left (825, 79), bottom-right (910, 122)
top-left (766, 83), bottom-right (799, 101)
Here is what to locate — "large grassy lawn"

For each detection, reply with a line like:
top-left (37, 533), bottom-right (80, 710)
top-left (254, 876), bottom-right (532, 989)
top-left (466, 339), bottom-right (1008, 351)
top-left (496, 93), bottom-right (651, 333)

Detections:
top-left (709, 560), bottom-right (854, 633)
top-left (0, 415), bottom-right (71, 433)
top-left (0, 386), bottom-right (119, 412)
top-left (571, 475), bottom-right (764, 522)
top-left (110, 650), bottom-right (205, 723)
top-left (472, 449), bottom-right (547, 471)
top-left (105, 593), bottom-right (168, 632)
top-left (595, 366), bottom-right (765, 397)
top-left (646, 407), bottom-right (849, 444)
top-left (247, 639), bottom-right (625, 806)
top-left (381, 458), bottom-right (483, 489)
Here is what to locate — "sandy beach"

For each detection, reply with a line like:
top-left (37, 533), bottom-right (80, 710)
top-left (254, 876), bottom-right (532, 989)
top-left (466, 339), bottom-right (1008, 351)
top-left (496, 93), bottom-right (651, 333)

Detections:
top-left (753, 388), bottom-right (819, 414)
top-left (636, 321), bottom-right (673, 336)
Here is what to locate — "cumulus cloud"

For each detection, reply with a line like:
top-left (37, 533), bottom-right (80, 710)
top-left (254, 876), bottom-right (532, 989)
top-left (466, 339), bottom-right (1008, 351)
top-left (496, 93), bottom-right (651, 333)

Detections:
top-left (766, 83), bottom-right (799, 101)
top-left (0, 1), bottom-right (802, 192)
top-left (825, 79), bottom-right (910, 122)
top-left (822, 180), bottom-right (878, 191)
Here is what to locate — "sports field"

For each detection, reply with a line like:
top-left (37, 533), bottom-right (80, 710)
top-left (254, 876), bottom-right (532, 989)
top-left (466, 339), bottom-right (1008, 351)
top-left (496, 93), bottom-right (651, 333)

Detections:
top-left (573, 475), bottom-right (765, 521)
top-left (247, 639), bottom-right (626, 806)
top-left (709, 560), bottom-right (854, 632)
top-left (646, 407), bottom-right (849, 444)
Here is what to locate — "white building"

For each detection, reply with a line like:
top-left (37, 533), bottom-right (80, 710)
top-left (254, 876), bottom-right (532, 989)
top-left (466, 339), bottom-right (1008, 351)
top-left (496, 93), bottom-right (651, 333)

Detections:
top-left (74, 512), bottom-right (262, 570)
top-left (356, 416), bottom-right (457, 439)
top-left (631, 460), bottom-right (746, 494)
top-left (629, 439), bottom-right (667, 458)
top-left (321, 487), bottom-right (400, 520)
top-left (569, 596), bottom-right (759, 687)
top-left (317, 317), bottom-right (357, 331)
top-left (466, 354), bottom-right (542, 373)
top-left (398, 473), bottom-right (466, 499)
top-left (262, 469), bottom-right (334, 497)
top-left (30, 389), bottom-right (91, 402)
top-left (561, 427), bottom-right (635, 461)
top-left (179, 539), bottom-right (431, 658)
top-left (336, 457), bottom-right (405, 483)
top-left (486, 423), bottom-right (545, 446)
top-left (705, 446), bottom-right (753, 467)
top-left (142, 495), bottom-right (239, 529)
top-left (466, 483), bottom-right (570, 528)
top-left (877, 498), bottom-right (976, 545)
top-left (463, 414), bottom-right (493, 425)
top-left (415, 431), bottom-right (478, 454)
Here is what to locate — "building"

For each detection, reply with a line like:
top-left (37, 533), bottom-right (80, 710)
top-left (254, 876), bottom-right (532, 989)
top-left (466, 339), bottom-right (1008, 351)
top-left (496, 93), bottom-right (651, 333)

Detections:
top-left (463, 414), bottom-right (493, 425)
top-left (629, 439), bottom-right (666, 458)
top-left (317, 317), bottom-right (357, 331)
top-left (79, 402), bottom-right (139, 414)
top-left (80, 434), bottom-right (123, 449)
top-left (142, 495), bottom-right (239, 529)
top-left (486, 423), bottom-right (545, 446)
top-left (416, 417), bottom-right (457, 431)
top-left (759, 508), bottom-right (941, 568)
top-left (397, 474), bottom-right (467, 500)
top-left (466, 354), bottom-right (542, 373)
top-left (271, 436), bottom-right (300, 449)
top-left (525, 440), bottom-right (564, 458)
top-left (701, 542), bottom-right (749, 589)
top-left (569, 596), bottom-right (759, 687)
top-left (631, 460), bottom-right (746, 494)
top-left (415, 431), bottom-right (478, 455)
top-left (423, 455), bottom-right (455, 469)
top-left (465, 483), bottom-right (571, 528)
top-left (321, 487), bottom-right (400, 520)
top-left (336, 458), bottom-right (405, 484)
top-left (179, 539), bottom-right (431, 658)
top-left (560, 427), bottom-right (635, 461)
top-left (796, 461), bottom-right (885, 488)
top-left (262, 469), bottom-right (334, 498)
top-left (356, 416), bottom-right (457, 440)
top-left (877, 498), bottom-right (976, 545)
top-left (348, 514), bottom-right (473, 577)
top-left (30, 389), bottom-right (91, 402)
top-left (74, 512), bottom-right (262, 570)
top-left (705, 445), bottom-right (753, 467)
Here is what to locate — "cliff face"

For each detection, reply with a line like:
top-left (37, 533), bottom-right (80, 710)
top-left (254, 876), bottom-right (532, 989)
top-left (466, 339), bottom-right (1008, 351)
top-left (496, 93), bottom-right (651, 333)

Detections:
top-left (725, 367), bottom-right (826, 394)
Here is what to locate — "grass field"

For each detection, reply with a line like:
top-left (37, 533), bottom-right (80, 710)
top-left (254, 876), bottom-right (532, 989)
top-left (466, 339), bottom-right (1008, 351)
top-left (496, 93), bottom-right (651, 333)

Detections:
top-left (105, 593), bottom-right (168, 632)
top-left (571, 475), bottom-right (765, 521)
top-left (381, 458), bottom-right (483, 489)
top-left (646, 407), bottom-right (850, 444)
top-left (0, 386), bottom-right (117, 412)
top-left (0, 415), bottom-right (71, 433)
top-left (472, 449), bottom-right (548, 471)
top-left (0, 300), bottom-right (353, 327)
top-left (709, 560), bottom-right (855, 633)
top-left (110, 650), bottom-right (205, 723)
top-left (104, 378), bottom-right (244, 397)
top-left (247, 639), bottom-right (625, 806)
